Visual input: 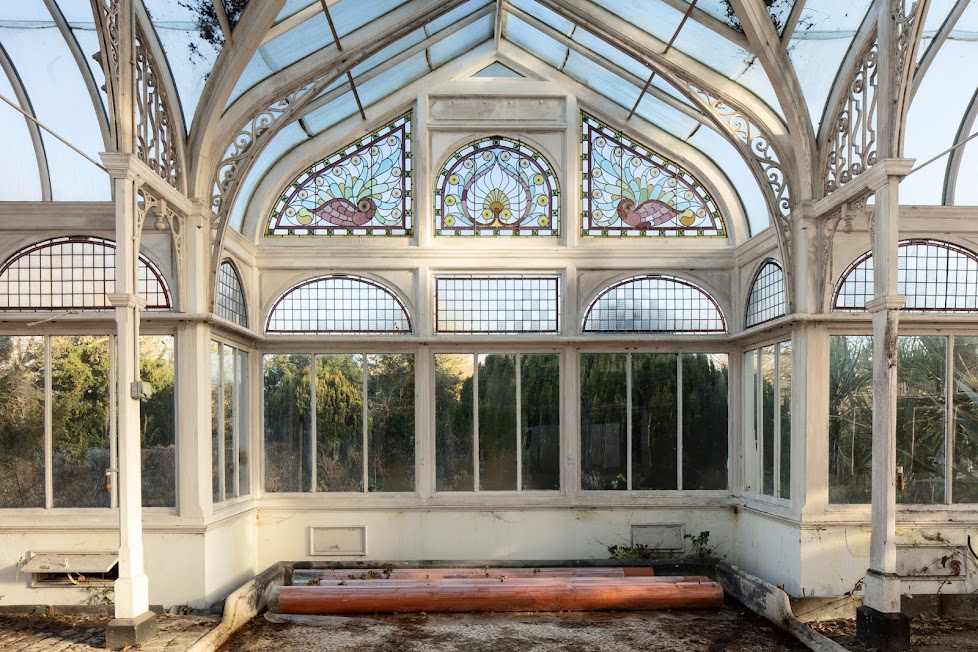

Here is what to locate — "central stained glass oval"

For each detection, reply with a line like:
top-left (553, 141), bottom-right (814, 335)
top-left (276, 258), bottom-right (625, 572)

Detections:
top-left (435, 137), bottom-right (559, 236)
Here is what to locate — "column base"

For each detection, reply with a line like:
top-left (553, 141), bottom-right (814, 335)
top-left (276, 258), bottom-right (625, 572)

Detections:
top-left (856, 604), bottom-right (910, 652)
top-left (105, 610), bottom-right (157, 650)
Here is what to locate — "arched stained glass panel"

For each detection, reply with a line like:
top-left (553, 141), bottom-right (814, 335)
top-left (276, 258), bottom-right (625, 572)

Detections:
top-left (0, 236), bottom-right (170, 310)
top-left (266, 275), bottom-right (412, 334)
top-left (583, 274), bottom-right (726, 333)
top-left (267, 113), bottom-right (411, 236)
top-left (833, 240), bottom-right (978, 312)
top-left (745, 260), bottom-right (786, 327)
top-left (217, 260), bottom-right (248, 327)
top-left (435, 136), bottom-right (559, 236)
top-left (582, 113), bottom-right (725, 237)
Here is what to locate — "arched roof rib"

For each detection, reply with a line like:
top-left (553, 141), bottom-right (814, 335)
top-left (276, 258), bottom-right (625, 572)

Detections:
top-left (0, 42), bottom-right (50, 201)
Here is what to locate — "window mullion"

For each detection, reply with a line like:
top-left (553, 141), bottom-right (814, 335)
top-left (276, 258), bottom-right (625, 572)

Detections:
top-left (774, 344), bottom-right (782, 499)
top-left (516, 353), bottom-right (523, 493)
top-left (947, 335), bottom-right (955, 505)
top-left (677, 353), bottom-right (683, 490)
top-left (473, 353), bottom-right (480, 493)
top-left (626, 353), bottom-right (633, 491)
top-left (362, 353), bottom-right (369, 494)
top-left (44, 336), bottom-right (53, 509)
top-left (309, 355), bottom-right (317, 493)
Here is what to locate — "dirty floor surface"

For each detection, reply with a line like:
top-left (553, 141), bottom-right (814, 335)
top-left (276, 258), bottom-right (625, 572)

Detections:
top-left (0, 611), bottom-right (220, 651)
top-left (813, 616), bottom-right (978, 651)
top-left (220, 605), bottom-right (809, 652)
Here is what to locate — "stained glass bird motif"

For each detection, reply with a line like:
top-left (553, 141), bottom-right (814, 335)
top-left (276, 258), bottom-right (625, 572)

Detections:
top-left (311, 197), bottom-right (378, 227)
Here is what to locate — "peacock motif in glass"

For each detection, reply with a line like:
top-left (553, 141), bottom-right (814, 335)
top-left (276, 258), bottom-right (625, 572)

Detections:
top-left (435, 136), bottom-right (558, 236)
top-left (582, 113), bottom-right (724, 237)
top-left (267, 113), bottom-right (411, 236)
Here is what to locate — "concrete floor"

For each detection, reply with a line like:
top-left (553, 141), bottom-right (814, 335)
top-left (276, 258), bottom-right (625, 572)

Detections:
top-left (220, 605), bottom-right (810, 652)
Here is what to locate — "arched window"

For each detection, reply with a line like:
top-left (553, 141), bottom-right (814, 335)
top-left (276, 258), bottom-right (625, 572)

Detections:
top-left (266, 275), bottom-right (412, 334)
top-left (0, 236), bottom-right (170, 310)
top-left (582, 274), bottom-right (726, 333)
top-left (745, 260), bottom-right (786, 328)
top-left (267, 113), bottom-right (411, 236)
top-left (217, 260), bottom-right (248, 327)
top-left (833, 239), bottom-right (978, 312)
top-left (435, 136), bottom-right (559, 236)
top-left (582, 113), bottom-right (725, 237)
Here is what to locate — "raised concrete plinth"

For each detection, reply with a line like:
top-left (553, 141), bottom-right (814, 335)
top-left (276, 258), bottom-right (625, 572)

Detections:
top-left (106, 610), bottom-right (157, 649)
top-left (856, 605), bottom-right (909, 652)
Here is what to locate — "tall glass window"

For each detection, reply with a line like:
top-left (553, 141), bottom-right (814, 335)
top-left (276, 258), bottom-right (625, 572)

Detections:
top-left (212, 341), bottom-right (250, 503)
top-left (435, 353), bottom-right (560, 492)
top-left (580, 352), bottom-right (727, 491)
top-left (263, 353), bottom-right (415, 493)
top-left (744, 340), bottom-right (791, 499)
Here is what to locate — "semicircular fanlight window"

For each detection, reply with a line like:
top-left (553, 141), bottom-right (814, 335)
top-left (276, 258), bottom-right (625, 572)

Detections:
top-left (583, 274), bottom-right (726, 333)
top-left (745, 260), bottom-right (786, 327)
top-left (833, 239), bottom-right (978, 312)
top-left (435, 136), bottom-right (559, 236)
top-left (0, 236), bottom-right (170, 310)
top-left (266, 275), bottom-right (412, 334)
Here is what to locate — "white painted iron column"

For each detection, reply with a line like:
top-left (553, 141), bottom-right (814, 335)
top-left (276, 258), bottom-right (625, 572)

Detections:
top-left (863, 172), bottom-right (904, 615)
top-left (107, 169), bottom-right (150, 620)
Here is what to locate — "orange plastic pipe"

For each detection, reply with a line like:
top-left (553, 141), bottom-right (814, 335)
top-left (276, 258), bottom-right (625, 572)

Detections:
top-left (270, 578), bottom-right (723, 614)
top-left (294, 567), bottom-right (652, 581)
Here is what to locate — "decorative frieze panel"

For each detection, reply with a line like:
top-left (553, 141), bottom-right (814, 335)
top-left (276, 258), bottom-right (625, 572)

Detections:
top-left (134, 24), bottom-right (180, 190)
top-left (823, 36), bottom-right (879, 195)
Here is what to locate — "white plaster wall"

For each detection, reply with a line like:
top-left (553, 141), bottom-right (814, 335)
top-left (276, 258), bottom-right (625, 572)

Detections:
top-left (203, 511), bottom-right (260, 607)
top-left (733, 511), bottom-right (802, 594)
top-left (255, 507), bottom-right (735, 568)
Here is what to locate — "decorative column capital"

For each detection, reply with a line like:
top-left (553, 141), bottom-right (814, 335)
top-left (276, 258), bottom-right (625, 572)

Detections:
top-left (107, 293), bottom-right (147, 310)
top-left (865, 296), bottom-right (906, 313)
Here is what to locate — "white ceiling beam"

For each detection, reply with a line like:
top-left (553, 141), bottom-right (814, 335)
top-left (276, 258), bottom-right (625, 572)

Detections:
top-left (779, 0), bottom-right (807, 46)
top-left (212, 0), bottom-right (235, 44)
top-left (262, 0), bottom-right (339, 45)
top-left (654, 0), bottom-right (750, 49)
top-left (943, 85), bottom-right (978, 204)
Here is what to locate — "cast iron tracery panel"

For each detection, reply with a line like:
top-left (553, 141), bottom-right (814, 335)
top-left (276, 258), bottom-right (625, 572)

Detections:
top-left (266, 275), bottom-right (412, 334)
top-left (582, 113), bottom-right (724, 237)
top-left (268, 114), bottom-right (412, 236)
top-left (745, 260), bottom-right (786, 328)
top-left (833, 239), bottom-right (978, 312)
top-left (217, 260), bottom-right (248, 327)
top-left (435, 137), bottom-right (559, 236)
top-left (583, 274), bottom-right (726, 333)
top-left (0, 236), bottom-right (170, 310)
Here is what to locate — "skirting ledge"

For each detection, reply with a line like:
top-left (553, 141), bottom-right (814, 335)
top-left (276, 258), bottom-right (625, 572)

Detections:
top-left (716, 562), bottom-right (848, 652)
top-left (106, 610), bottom-right (157, 649)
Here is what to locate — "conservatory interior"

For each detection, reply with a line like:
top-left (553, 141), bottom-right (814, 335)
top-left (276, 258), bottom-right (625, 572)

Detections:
top-left (1, 0), bottom-right (978, 646)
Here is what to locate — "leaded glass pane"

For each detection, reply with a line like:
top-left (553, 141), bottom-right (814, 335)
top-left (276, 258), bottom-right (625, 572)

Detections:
top-left (217, 261), bottom-right (248, 327)
top-left (367, 354), bottom-right (415, 492)
top-left (315, 354), bottom-right (363, 492)
top-left (263, 354), bottom-right (312, 492)
top-left (580, 353), bottom-right (627, 490)
top-left (267, 113), bottom-right (411, 236)
top-left (435, 275), bottom-right (560, 333)
top-left (0, 336), bottom-right (44, 508)
top-left (745, 260), bottom-right (786, 327)
top-left (435, 136), bottom-right (559, 236)
top-left (682, 353), bottom-right (728, 490)
top-left (834, 240), bottom-right (978, 312)
top-left (51, 336), bottom-right (111, 508)
top-left (266, 275), bottom-right (412, 334)
top-left (583, 274), bottom-right (725, 333)
top-left (828, 336), bottom-right (874, 504)
top-left (582, 113), bottom-right (724, 237)
top-left (0, 236), bottom-right (170, 310)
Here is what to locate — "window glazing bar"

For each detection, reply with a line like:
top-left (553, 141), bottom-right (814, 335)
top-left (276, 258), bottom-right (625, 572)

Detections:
top-left (627, 0), bottom-right (698, 121)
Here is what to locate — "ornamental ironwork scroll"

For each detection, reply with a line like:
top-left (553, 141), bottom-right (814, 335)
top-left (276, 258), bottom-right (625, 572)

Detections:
top-left (134, 23), bottom-right (180, 190)
top-left (581, 113), bottom-right (725, 237)
top-left (435, 136), bottom-right (559, 236)
top-left (268, 114), bottom-right (412, 236)
top-left (823, 35), bottom-right (879, 195)
top-left (89, 0), bottom-right (121, 146)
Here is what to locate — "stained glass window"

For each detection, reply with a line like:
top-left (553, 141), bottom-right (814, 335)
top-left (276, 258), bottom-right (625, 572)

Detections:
top-left (0, 236), bottom-right (170, 310)
top-left (435, 136), bottom-right (559, 236)
top-left (267, 113), bottom-right (411, 236)
top-left (745, 260), bottom-right (786, 328)
top-left (583, 274), bottom-right (726, 333)
top-left (217, 260), bottom-right (248, 327)
top-left (582, 113), bottom-right (725, 237)
top-left (265, 275), bottom-right (412, 334)
top-left (435, 275), bottom-right (560, 333)
top-left (833, 240), bottom-right (978, 312)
